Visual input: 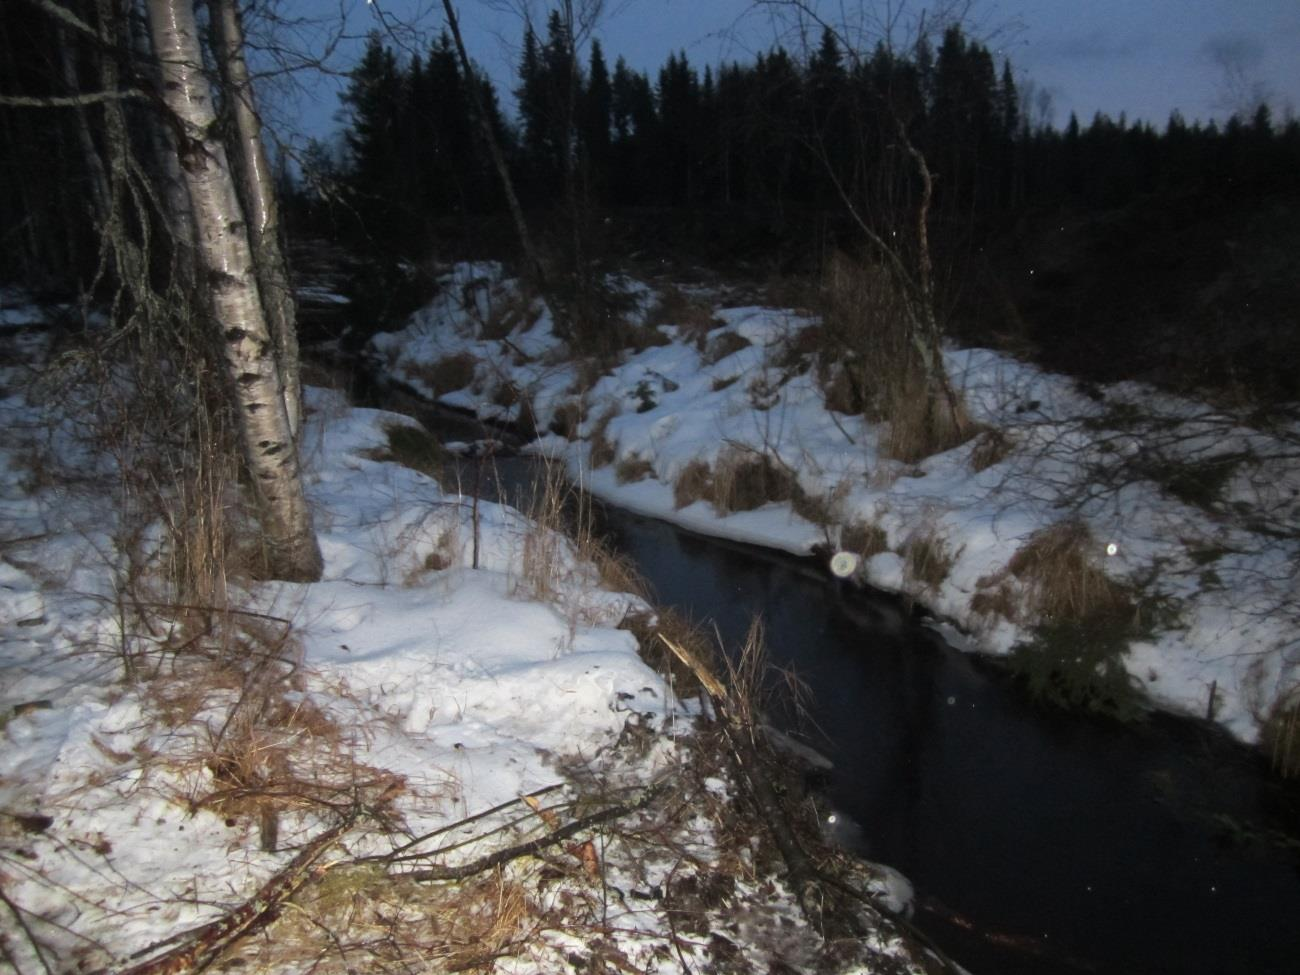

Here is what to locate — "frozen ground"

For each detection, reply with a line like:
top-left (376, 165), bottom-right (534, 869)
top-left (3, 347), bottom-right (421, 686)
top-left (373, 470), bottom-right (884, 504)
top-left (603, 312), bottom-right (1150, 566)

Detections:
top-left (0, 307), bottom-right (921, 974)
top-left (371, 262), bottom-right (1300, 747)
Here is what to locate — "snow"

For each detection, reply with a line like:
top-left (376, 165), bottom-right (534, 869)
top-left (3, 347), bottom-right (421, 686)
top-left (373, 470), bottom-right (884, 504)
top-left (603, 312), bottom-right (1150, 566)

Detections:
top-left (374, 262), bottom-right (1300, 746)
top-left (1, 325), bottom-right (919, 973)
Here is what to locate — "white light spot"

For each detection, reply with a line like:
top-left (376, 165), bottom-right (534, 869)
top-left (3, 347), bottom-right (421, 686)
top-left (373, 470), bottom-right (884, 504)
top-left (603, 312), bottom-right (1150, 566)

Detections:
top-left (830, 551), bottom-right (860, 578)
top-left (946, 696), bottom-right (956, 706)
top-left (1106, 542), bottom-right (1119, 557)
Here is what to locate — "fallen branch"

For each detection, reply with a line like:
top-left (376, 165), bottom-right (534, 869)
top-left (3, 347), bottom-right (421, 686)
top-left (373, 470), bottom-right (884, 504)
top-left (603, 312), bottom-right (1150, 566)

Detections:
top-left (403, 783), bottom-right (665, 883)
top-left (110, 810), bottom-right (358, 975)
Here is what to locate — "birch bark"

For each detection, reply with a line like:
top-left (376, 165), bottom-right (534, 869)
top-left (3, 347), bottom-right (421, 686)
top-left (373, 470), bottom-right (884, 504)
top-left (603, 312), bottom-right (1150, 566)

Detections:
top-left (211, 0), bottom-right (302, 439)
top-left (146, 0), bottom-right (322, 582)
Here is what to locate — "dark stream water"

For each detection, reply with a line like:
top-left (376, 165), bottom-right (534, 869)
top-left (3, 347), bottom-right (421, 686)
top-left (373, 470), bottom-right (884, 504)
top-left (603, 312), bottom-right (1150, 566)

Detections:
top-left (390, 395), bottom-right (1300, 975)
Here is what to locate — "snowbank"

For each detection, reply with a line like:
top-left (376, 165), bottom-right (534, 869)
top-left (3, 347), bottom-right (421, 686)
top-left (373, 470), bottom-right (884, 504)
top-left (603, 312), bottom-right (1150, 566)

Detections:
top-left (374, 262), bottom-right (1300, 746)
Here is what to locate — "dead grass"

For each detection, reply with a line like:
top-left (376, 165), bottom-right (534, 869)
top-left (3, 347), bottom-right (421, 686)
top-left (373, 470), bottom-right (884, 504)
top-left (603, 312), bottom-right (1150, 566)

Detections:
top-left (969, 427), bottom-right (1014, 472)
top-left (587, 406), bottom-right (620, 468)
top-left (1262, 688), bottom-right (1300, 778)
top-left (673, 460), bottom-right (714, 509)
top-left (840, 521), bottom-right (888, 559)
top-left (711, 449), bottom-right (800, 514)
top-left (818, 251), bottom-right (977, 462)
top-left (615, 454), bottom-right (655, 484)
top-left (1005, 520), bottom-right (1133, 623)
top-left (368, 422), bottom-right (448, 483)
top-left (903, 531), bottom-right (954, 592)
top-left (408, 352), bottom-right (478, 396)
top-left (549, 399), bottom-right (583, 438)
top-left (703, 331), bottom-right (752, 365)
top-left (644, 285), bottom-right (722, 347)
top-left (233, 864), bottom-right (537, 973)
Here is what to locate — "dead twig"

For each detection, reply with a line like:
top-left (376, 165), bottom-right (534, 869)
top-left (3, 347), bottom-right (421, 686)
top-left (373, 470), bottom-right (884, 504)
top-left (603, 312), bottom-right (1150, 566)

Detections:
top-left (108, 808), bottom-right (360, 975)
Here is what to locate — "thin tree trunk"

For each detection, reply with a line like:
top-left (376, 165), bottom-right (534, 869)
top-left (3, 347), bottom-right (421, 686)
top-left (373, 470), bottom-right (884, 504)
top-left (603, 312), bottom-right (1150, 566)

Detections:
top-left (438, 0), bottom-right (566, 334)
top-left (211, 0), bottom-right (302, 440)
top-left (145, 0), bottom-right (322, 583)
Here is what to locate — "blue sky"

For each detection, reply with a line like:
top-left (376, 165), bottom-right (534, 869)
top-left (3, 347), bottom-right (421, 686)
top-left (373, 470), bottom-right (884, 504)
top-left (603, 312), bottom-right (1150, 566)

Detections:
top-left (263, 0), bottom-right (1300, 145)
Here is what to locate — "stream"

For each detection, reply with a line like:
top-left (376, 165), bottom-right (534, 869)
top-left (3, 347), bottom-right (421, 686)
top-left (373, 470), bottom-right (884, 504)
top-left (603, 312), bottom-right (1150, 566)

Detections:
top-left (368, 385), bottom-right (1300, 975)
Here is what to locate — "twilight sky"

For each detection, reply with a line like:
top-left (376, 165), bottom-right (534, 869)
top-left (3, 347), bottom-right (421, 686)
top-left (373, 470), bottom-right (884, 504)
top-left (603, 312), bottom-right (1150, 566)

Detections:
top-left (267, 0), bottom-right (1300, 143)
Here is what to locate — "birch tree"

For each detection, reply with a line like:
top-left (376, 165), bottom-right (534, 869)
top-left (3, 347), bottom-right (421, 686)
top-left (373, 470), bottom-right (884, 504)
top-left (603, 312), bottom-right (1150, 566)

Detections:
top-left (211, 0), bottom-right (303, 439)
top-left (146, 0), bottom-right (323, 582)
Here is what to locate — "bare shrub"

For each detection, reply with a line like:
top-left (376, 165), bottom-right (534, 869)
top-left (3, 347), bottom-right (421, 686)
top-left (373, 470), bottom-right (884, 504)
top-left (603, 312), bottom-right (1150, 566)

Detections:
top-left (673, 460), bottom-right (714, 508)
top-left (409, 352), bottom-right (477, 396)
top-left (711, 450), bottom-right (799, 514)
top-left (615, 454), bottom-right (655, 484)
top-left (903, 531), bottom-right (954, 592)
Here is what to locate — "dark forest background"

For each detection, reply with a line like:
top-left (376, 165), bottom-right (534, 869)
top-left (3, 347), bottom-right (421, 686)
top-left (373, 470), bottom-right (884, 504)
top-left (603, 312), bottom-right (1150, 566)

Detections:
top-left (3, 8), bottom-right (1299, 400)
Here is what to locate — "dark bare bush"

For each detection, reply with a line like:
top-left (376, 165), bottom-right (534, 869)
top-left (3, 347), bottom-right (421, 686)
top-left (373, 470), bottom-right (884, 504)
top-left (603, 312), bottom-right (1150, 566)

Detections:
top-left (673, 460), bottom-right (714, 509)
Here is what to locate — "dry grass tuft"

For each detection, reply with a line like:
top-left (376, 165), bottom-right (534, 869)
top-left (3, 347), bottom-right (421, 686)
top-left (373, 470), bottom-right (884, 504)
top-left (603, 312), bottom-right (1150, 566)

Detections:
top-left (672, 460), bottom-right (714, 509)
top-left (548, 399), bottom-right (583, 438)
top-left (236, 865), bottom-right (537, 973)
top-left (969, 426), bottom-right (1014, 472)
top-left (369, 422), bottom-right (448, 483)
top-left (818, 251), bottom-right (977, 462)
top-left (840, 521), bottom-right (888, 559)
top-left (711, 449), bottom-right (799, 514)
top-left (903, 531), bottom-right (955, 592)
top-left (480, 286), bottom-right (542, 340)
top-left (703, 331), bottom-right (752, 365)
top-left (586, 406), bottom-right (619, 468)
top-left (409, 352), bottom-right (478, 396)
top-left (883, 388), bottom-right (976, 464)
top-left (1005, 520), bottom-right (1133, 623)
top-left (645, 285), bottom-right (722, 346)
top-left (615, 454), bottom-right (655, 484)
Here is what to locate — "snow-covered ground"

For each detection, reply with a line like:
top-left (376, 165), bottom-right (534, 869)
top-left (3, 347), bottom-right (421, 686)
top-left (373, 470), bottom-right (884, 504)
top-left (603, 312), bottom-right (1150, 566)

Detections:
top-left (372, 262), bottom-right (1300, 747)
top-left (1, 306), bottom-right (920, 974)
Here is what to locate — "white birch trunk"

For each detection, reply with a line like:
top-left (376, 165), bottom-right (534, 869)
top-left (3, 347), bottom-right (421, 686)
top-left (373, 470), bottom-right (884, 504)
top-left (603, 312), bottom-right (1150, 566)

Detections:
top-left (212, 0), bottom-right (302, 439)
top-left (146, 0), bottom-right (322, 582)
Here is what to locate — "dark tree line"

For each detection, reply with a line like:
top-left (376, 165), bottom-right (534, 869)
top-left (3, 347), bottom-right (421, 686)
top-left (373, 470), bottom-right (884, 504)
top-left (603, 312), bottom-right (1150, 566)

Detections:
top-left (320, 20), bottom-right (1300, 259)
